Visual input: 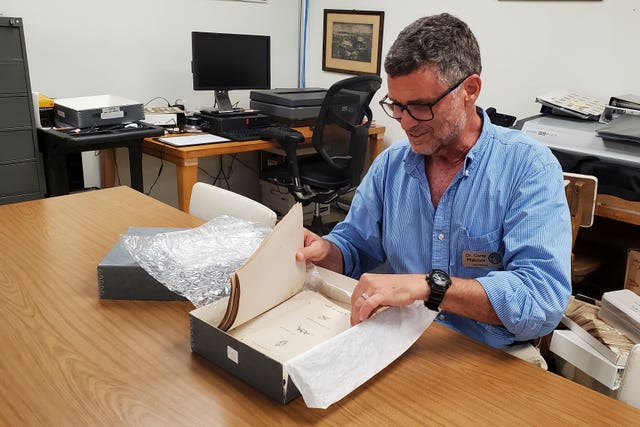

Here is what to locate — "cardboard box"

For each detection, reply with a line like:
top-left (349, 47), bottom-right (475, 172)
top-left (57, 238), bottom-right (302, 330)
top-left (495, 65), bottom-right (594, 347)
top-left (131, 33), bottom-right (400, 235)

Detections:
top-left (97, 227), bottom-right (185, 301)
top-left (625, 249), bottom-right (640, 296)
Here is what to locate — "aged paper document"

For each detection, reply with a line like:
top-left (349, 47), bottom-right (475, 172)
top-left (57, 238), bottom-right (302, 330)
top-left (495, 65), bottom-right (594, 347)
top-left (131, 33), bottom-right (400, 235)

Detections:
top-left (230, 289), bottom-right (351, 363)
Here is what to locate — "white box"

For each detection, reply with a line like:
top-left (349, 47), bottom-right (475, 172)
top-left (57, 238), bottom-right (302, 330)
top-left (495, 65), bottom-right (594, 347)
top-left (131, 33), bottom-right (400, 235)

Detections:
top-left (599, 290), bottom-right (640, 343)
top-left (54, 95), bottom-right (144, 128)
top-left (550, 329), bottom-right (624, 390)
top-left (560, 315), bottom-right (628, 366)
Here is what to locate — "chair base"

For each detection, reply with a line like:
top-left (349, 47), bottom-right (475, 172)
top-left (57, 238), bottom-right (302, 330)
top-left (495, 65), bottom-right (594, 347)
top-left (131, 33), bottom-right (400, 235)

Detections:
top-left (308, 214), bottom-right (338, 236)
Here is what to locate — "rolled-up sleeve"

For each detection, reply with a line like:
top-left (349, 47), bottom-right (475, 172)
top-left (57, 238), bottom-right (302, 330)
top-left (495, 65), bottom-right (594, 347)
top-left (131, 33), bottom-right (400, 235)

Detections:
top-left (477, 162), bottom-right (572, 341)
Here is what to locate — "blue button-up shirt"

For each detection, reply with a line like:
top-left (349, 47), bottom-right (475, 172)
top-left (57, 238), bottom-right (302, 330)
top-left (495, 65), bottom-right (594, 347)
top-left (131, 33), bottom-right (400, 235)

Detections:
top-left (325, 109), bottom-right (572, 348)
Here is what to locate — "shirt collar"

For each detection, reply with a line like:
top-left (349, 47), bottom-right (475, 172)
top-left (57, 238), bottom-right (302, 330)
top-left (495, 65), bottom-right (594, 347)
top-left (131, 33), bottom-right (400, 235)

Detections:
top-left (403, 106), bottom-right (495, 177)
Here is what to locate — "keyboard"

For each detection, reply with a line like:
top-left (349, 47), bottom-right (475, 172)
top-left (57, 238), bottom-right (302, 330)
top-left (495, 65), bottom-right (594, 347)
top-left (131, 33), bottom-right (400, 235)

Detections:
top-left (216, 126), bottom-right (271, 141)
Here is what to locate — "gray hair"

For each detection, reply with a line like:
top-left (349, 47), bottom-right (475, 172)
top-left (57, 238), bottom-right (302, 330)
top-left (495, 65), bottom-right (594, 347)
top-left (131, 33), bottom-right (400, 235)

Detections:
top-left (384, 13), bottom-right (482, 84)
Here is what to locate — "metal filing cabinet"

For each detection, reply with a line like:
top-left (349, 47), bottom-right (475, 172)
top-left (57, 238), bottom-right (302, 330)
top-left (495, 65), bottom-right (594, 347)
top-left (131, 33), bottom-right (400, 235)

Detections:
top-left (0, 17), bottom-right (46, 204)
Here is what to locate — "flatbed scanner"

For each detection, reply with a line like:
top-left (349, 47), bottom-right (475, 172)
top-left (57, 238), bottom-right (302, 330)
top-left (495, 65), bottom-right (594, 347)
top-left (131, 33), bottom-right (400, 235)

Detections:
top-left (250, 88), bottom-right (327, 126)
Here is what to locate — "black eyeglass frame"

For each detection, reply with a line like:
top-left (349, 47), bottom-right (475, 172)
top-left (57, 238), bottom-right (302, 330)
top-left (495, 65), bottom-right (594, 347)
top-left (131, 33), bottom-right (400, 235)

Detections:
top-left (379, 76), bottom-right (469, 122)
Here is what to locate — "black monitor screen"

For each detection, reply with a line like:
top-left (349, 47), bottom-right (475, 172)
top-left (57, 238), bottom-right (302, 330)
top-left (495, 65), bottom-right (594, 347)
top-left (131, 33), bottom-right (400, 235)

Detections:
top-left (191, 32), bottom-right (270, 91)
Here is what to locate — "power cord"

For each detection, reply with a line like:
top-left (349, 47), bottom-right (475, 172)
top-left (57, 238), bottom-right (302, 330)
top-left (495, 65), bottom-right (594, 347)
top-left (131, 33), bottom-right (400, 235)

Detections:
top-left (144, 96), bottom-right (172, 107)
top-left (213, 156), bottom-right (230, 189)
top-left (145, 146), bottom-right (164, 195)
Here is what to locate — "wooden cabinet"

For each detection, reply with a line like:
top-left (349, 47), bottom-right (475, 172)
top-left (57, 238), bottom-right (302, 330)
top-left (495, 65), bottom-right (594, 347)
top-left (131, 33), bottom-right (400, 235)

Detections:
top-left (0, 17), bottom-right (46, 204)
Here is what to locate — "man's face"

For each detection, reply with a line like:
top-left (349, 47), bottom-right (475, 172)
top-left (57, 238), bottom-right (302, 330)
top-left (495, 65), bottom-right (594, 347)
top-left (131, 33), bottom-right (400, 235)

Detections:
top-left (386, 67), bottom-right (466, 156)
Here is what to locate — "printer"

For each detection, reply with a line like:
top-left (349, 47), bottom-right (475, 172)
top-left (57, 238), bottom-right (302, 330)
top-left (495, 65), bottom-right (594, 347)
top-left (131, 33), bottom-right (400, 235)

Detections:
top-left (250, 88), bottom-right (327, 126)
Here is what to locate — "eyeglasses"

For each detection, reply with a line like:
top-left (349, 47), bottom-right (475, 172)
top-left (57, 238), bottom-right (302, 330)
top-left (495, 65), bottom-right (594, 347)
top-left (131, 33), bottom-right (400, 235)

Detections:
top-left (379, 76), bottom-right (468, 122)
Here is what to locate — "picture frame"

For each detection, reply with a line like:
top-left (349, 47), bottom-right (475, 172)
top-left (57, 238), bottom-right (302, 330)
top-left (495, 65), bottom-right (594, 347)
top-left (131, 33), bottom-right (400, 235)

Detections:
top-left (322, 9), bottom-right (384, 75)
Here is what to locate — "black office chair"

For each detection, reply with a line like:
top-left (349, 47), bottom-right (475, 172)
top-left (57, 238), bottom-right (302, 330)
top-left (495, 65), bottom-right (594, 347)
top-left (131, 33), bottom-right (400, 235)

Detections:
top-left (260, 75), bottom-right (382, 235)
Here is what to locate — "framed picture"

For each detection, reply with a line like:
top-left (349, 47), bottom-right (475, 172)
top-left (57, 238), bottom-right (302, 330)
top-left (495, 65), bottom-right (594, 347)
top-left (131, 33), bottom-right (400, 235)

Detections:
top-left (323, 9), bottom-right (384, 75)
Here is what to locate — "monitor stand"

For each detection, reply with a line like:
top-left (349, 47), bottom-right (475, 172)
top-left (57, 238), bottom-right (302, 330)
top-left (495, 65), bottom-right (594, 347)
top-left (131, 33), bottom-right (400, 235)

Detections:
top-left (201, 90), bottom-right (258, 117)
top-left (214, 90), bottom-right (236, 113)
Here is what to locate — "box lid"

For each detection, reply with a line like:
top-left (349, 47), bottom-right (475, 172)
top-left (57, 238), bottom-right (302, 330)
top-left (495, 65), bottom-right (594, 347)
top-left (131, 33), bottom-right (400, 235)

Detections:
top-left (250, 88), bottom-right (326, 107)
top-left (54, 95), bottom-right (142, 111)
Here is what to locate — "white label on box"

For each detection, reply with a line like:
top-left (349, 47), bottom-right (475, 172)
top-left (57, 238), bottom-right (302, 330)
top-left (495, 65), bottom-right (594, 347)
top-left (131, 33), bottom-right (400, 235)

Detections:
top-left (101, 106), bottom-right (124, 119)
top-left (227, 346), bottom-right (239, 364)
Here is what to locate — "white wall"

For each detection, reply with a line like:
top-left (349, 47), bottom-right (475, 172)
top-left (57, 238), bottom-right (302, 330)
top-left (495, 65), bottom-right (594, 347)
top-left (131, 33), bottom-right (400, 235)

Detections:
top-left (1, 0), bottom-right (300, 206)
top-left (304, 1), bottom-right (640, 147)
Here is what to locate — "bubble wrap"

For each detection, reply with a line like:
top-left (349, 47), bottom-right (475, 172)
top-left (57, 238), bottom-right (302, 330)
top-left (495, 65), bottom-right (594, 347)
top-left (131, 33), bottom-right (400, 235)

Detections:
top-left (121, 215), bottom-right (271, 307)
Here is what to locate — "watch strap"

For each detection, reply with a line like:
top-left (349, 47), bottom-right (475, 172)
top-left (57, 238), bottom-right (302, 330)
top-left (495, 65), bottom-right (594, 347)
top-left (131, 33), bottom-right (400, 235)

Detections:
top-left (425, 282), bottom-right (446, 310)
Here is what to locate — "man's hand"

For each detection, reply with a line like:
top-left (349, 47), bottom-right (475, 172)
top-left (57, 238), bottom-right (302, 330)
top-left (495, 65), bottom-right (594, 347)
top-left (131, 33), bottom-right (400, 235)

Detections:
top-left (295, 228), bottom-right (345, 273)
top-left (350, 273), bottom-right (428, 326)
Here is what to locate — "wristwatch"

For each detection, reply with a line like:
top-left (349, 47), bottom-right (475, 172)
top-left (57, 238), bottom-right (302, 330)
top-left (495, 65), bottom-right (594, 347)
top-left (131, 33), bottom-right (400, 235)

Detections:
top-left (424, 269), bottom-right (451, 311)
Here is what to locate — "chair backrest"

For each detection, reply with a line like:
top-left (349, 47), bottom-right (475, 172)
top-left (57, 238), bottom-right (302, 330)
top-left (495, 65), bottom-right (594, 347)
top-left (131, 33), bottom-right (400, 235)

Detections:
top-left (312, 75), bottom-right (382, 188)
top-left (188, 182), bottom-right (277, 228)
top-left (563, 172), bottom-right (598, 249)
top-left (618, 343), bottom-right (640, 409)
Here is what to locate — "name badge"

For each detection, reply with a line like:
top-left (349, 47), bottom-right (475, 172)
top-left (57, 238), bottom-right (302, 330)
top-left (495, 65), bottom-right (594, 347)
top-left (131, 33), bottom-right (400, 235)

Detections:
top-left (462, 251), bottom-right (503, 268)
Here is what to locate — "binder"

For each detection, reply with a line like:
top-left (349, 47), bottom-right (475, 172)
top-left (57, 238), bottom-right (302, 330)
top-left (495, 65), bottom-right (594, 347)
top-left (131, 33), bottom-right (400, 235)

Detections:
top-left (609, 94), bottom-right (640, 111)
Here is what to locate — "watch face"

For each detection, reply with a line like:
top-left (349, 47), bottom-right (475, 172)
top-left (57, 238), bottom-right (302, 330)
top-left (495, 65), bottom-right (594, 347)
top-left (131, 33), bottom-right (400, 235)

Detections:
top-left (430, 269), bottom-right (450, 290)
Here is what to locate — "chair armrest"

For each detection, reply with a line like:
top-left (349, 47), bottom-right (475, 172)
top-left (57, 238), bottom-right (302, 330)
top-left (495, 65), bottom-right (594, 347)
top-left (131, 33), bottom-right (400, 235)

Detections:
top-left (261, 127), bottom-right (306, 190)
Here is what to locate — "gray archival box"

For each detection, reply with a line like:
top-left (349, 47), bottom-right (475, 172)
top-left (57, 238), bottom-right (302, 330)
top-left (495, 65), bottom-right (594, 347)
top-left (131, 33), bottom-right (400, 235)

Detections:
top-left (97, 227), bottom-right (185, 301)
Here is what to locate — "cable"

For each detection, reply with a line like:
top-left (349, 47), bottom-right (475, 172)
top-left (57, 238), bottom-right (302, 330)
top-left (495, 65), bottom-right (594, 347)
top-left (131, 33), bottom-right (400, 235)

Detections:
top-left (213, 156), bottom-right (231, 189)
top-left (229, 153), bottom-right (260, 176)
top-left (225, 155), bottom-right (236, 180)
top-left (145, 146), bottom-right (164, 195)
top-left (198, 166), bottom-right (215, 181)
top-left (113, 148), bottom-right (121, 186)
top-left (144, 96), bottom-right (171, 107)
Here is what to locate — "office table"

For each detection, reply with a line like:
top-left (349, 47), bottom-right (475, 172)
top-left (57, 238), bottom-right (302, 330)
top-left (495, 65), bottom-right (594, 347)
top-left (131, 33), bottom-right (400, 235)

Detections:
top-left (1, 186), bottom-right (639, 425)
top-left (135, 125), bottom-right (385, 212)
top-left (518, 115), bottom-right (640, 226)
top-left (37, 125), bottom-right (164, 196)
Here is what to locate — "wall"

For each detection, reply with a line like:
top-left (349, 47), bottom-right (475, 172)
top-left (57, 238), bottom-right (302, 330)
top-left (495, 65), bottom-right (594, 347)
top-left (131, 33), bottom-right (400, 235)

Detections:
top-left (304, 1), bottom-right (640, 147)
top-left (1, 0), bottom-right (300, 206)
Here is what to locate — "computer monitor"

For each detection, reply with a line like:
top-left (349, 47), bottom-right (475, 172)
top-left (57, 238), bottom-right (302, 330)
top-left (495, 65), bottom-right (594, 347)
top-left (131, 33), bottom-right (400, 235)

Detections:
top-left (191, 31), bottom-right (271, 113)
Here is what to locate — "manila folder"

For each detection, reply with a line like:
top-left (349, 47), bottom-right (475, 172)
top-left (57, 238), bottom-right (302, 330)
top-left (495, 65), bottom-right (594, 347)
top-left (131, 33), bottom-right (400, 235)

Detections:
top-left (218, 203), bottom-right (306, 331)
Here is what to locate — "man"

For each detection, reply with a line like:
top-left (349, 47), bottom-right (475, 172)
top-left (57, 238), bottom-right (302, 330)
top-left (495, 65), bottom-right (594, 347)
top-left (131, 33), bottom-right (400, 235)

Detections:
top-left (297, 13), bottom-right (571, 350)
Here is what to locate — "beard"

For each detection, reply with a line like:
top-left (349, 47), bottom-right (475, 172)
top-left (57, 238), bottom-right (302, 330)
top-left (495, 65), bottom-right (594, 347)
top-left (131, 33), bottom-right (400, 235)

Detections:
top-left (406, 109), bottom-right (467, 156)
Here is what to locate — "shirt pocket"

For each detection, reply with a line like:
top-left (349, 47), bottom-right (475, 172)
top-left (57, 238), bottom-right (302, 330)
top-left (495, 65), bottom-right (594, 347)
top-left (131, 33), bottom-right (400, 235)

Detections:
top-left (454, 227), bottom-right (504, 277)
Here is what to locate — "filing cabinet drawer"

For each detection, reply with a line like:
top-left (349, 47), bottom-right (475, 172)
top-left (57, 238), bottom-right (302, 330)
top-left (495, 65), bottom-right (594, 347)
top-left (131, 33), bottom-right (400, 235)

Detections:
top-left (0, 129), bottom-right (36, 163)
top-left (0, 62), bottom-right (28, 94)
top-left (0, 161), bottom-right (42, 196)
top-left (0, 25), bottom-right (22, 60)
top-left (0, 96), bottom-right (32, 128)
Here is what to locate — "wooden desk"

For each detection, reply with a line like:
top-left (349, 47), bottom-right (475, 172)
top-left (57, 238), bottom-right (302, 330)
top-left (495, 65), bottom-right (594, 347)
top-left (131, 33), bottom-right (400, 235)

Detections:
top-left (137, 126), bottom-right (385, 212)
top-left (1, 187), bottom-right (639, 425)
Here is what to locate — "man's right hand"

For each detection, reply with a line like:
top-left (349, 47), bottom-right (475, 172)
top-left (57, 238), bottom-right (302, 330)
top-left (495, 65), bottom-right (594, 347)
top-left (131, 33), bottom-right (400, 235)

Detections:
top-left (295, 228), bottom-right (344, 274)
